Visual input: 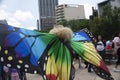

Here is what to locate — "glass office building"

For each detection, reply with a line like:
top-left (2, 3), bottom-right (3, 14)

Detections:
top-left (38, 0), bottom-right (58, 30)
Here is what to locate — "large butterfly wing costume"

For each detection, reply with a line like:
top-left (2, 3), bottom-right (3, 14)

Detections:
top-left (72, 29), bottom-right (113, 79)
top-left (0, 24), bottom-right (113, 80)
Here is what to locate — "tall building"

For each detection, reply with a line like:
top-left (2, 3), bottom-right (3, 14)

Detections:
top-left (38, 0), bottom-right (58, 30)
top-left (98, 0), bottom-right (120, 15)
top-left (56, 4), bottom-right (85, 23)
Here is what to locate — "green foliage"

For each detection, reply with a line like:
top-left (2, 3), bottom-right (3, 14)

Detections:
top-left (58, 19), bottom-right (90, 32)
top-left (68, 19), bottom-right (90, 31)
top-left (90, 4), bottom-right (120, 40)
top-left (68, 20), bottom-right (80, 31)
top-left (57, 19), bottom-right (68, 26)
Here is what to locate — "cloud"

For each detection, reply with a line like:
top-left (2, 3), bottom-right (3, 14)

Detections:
top-left (0, 9), bottom-right (22, 27)
top-left (84, 3), bottom-right (95, 19)
top-left (0, 5), bottom-right (35, 29)
top-left (0, 4), bottom-right (7, 9)
top-left (14, 10), bottom-right (34, 22)
top-left (8, 18), bottom-right (21, 27)
top-left (0, 10), bottom-right (8, 19)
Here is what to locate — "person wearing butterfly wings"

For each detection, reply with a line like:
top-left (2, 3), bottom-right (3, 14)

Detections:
top-left (0, 24), bottom-right (114, 80)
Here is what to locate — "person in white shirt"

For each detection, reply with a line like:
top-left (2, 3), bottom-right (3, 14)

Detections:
top-left (113, 32), bottom-right (120, 69)
top-left (96, 35), bottom-right (105, 61)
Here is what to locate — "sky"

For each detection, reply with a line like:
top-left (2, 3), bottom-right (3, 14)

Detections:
top-left (0, 0), bottom-right (105, 29)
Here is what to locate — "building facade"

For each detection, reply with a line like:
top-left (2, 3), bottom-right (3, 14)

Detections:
top-left (56, 4), bottom-right (85, 23)
top-left (38, 0), bottom-right (58, 30)
top-left (98, 0), bottom-right (120, 15)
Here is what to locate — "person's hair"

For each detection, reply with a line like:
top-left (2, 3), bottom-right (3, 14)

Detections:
top-left (97, 35), bottom-right (102, 41)
top-left (49, 25), bottom-right (73, 41)
top-left (114, 32), bottom-right (119, 37)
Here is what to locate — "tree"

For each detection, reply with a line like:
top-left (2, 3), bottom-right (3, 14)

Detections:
top-left (90, 17), bottom-right (102, 37)
top-left (58, 19), bottom-right (90, 32)
top-left (68, 20), bottom-right (79, 31)
top-left (57, 19), bottom-right (68, 27)
top-left (90, 4), bottom-right (120, 40)
top-left (69, 19), bottom-right (90, 31)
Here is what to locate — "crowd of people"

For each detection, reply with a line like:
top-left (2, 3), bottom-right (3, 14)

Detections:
top-left (96, 32), bottom-right (120, 70)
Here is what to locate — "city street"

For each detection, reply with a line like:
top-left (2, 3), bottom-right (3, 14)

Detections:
top-left (26, 63), bottom-right (120, 80)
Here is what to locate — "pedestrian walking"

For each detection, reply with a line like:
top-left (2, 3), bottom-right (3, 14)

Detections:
top-left (113, 32), bottom-right (120, 69)
top-left (96, 35), bottom-right (106, 61)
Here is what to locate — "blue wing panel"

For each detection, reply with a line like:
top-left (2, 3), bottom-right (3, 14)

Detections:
top-left (25, 37), bottom-right (35, 47)
top-left (72, 30), bottom-right (93, 41)
top-left (4, 28), bottom-right (47, 66)
top-left (4, 32), bottom-right (25, 47)
top-left (18, 28), bottom-right (37, 35)
top-left (15, 39), bottom-right (30, 57)
top-left (30, 38), bottom-right (46, 66)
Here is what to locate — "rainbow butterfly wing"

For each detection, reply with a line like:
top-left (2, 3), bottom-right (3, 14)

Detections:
top-left (0, 24), bottom-right (114, 80)
top-left (0, 24), bottom-right (72, 80)
top-left (71, 29), bottom-right (113, 80)
top-left (0, 24), bottom-right (73, 80)
top-left (0, 24), bottom-right (55, 75)
top-left (45, 39), bottom-right (72, 80)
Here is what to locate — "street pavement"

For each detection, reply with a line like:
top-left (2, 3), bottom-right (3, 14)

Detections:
top-left (74, 63), bottom-right (120, 80)
top-left (26, 63), bottom-right (120, 80)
